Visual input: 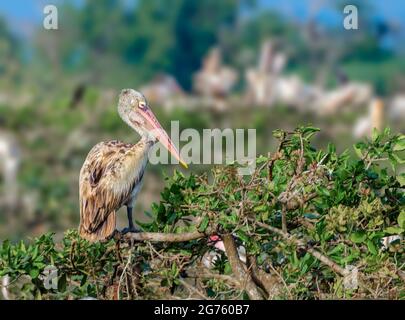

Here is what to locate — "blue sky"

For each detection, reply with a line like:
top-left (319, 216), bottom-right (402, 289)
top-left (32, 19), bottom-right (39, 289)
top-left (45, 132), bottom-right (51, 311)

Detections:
top-left (260, 0), bottom-right (405, 23)
top-left (1, 0), bottom-right (404, 36)
top-left (0, 0), bottom-right (63, 22)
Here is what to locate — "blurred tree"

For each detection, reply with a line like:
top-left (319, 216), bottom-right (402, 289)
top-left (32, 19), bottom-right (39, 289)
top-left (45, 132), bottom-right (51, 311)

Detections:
top-left (32, 0), bottom-right (250, 90)
top-left (122, 0), bottom-right (245, 90)
top-left (334, 0), bottom-right (393, 62)
top-left (120, 0), bottom-right (181, 85)
top-left (172, 0), bottom-right (241, 89)
top-left (0, 17), bottom-right (21, 86)
top-left (25, 0), bottom-right (403, 96)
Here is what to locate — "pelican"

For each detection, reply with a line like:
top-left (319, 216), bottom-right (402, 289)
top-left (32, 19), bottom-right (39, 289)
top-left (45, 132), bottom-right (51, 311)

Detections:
top-left (79, 89), bottom-right (187, 242)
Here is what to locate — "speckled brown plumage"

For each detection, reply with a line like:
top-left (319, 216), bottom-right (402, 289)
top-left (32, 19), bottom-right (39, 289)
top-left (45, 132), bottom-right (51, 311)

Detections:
top-left (79, 140), bottom-right (151, 242)
top-left (78, 89), bottom-right (187, 242)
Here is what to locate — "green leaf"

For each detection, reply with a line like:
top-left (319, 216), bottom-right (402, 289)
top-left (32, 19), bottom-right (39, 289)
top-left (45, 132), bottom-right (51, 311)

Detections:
top-left (256, 155), bottom-right (268, 164)
top-left (367, 240), bottom-right (378, 255)
top-left (58, 274), bottom-right (67, 292)
top-left (398, 211), bottom-right (405, 229)
top-left (328, 244), bottom-right (344, 256)
top-left (372, 128), bottom-right (379, 142)
top-left (254, 204), bottom-right (268, 212)
top-left (198, 216), bottom-right (209, 232)
top-left (302, 126), bottom-right (320, 134)
top-left (393, 136), bottom-right (405, 151)
top-left (384, 227), bottom-right (403, 235)
top-left (396, 173), bottom-right (405, 187)
top-left (303, 213), bottom-right (320, 220)
top-left (31, 246), bottom-right (39, 260)
top-left (353, 143), bottom-right (364, 159)
top-left (237, 231), bottom-right (249, 244)
top-left (29, 268), bottom-right (40, 279)
top-left (350, 231), bottom-right (367, 243)
top-left (317, 186), bottom-right (330, 197)
top-left (303, 126), bottom-right (320, 139)
top-left (272, 129), bottom-right (285, 139)
top-left (327, 143), bottom-right (336, 154)
top-left (80, 274), bottom-right (88, 287)
top-left (224, 262), bottom-right (232, 275)
top-left (391, 153), bottom-right (405, 164)
top-left (366, 170), bottom-right (378, 179)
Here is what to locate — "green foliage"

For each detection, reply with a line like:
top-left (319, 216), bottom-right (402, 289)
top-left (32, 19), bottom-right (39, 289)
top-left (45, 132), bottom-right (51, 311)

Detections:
top-left (1, 127), bottom-right (404, 300)
top-left (0, 231), bottom-right (117, 299)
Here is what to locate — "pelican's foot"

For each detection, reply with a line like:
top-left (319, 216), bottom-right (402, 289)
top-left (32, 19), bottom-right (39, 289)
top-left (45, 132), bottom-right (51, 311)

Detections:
top-left (120, 226), bottom-right (140, 234)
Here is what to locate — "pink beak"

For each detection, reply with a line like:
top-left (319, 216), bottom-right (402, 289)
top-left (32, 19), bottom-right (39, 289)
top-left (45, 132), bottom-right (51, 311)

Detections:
top-left (140, 106), bottom-right (188, 169)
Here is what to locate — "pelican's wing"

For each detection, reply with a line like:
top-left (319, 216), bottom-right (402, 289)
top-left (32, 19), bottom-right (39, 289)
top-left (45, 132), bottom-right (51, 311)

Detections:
top-left (79, 141), bottom-right (144, 236)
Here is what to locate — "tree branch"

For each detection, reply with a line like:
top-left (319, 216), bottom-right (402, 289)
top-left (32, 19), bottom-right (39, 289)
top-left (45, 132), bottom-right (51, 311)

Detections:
top-left (246, 255), bottom-right (282, 299)
top-left (254, 221), bottom-right (349, 277)
top-left (222, 234), bottom-right (264, 300)
top-left (186, 270), bottom-right (241, 287)
top-left (121, 230), bottom-right (206, 243)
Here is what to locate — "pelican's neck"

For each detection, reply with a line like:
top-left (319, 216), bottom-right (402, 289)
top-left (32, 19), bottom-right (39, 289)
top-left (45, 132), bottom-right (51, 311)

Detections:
top-left (139, 132), bottom-right (156, 145)
top-left (132, 132), bottom-right (155, 161)
top-left (118, 108), bottom-right (156, 150)
top-left (122, 135), bottom-right (154, 182)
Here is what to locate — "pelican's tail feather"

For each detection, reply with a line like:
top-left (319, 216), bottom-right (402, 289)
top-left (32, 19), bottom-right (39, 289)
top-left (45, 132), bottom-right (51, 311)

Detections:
top-left (79, 210), bottom-right (116, 242)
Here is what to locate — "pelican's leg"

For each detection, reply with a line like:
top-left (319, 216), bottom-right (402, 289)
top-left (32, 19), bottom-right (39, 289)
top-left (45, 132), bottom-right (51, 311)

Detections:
top-left (121, 206), bottom-right (140, 234)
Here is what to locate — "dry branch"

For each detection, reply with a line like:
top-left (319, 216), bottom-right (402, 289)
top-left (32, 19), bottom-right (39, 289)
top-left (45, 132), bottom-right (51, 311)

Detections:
top-left (122, 230), bottom-right (206, 242)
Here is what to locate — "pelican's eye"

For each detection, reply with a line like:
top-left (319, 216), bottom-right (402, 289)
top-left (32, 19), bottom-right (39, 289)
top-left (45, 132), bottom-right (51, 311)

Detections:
top-left (138, 101), bottom-right (147, 110)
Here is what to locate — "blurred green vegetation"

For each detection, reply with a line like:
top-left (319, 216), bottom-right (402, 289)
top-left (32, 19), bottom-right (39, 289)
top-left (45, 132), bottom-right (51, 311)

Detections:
top-left (1, 87), bottom-right (402, 241)
top-left (0, 0), bottom-right (404, 241)
top-left (1, 0), bottom-right (404, 93)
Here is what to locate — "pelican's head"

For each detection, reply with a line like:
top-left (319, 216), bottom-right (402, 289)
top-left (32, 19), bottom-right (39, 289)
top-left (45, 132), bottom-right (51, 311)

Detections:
top-left (118, 88), bottom-right (188, 168)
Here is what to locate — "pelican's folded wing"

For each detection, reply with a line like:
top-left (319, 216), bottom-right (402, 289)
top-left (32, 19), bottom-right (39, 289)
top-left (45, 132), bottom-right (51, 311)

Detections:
top-left (79, 141), bottom-right (131, 234)
top-left (79, 140), bottom-right (148, 239)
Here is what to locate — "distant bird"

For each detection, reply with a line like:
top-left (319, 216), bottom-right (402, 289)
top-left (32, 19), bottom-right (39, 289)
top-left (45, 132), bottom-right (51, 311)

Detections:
top-left (79, 89), bottom-right (187, 242)
top-left (202, 235), bottom-right (246, 269)
top-left (353, 98), bottom-right (385, 138)
top-left (69, 83), bottom-right (87, 109)
top-left (0, 131), bottom-right (20, 212)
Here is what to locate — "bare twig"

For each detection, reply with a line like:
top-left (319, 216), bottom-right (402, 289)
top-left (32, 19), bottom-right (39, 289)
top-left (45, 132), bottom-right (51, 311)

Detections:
top-left (281, 206), bottom-right (287, 233)
top-left (268, 134), bottom-right (286, 181)
top-left (118, 247), bottom-right (134, 300)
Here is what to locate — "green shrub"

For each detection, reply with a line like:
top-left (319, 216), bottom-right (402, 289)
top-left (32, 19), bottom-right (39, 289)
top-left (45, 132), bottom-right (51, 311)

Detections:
top-left (0, 126), bottom-right (404, 300)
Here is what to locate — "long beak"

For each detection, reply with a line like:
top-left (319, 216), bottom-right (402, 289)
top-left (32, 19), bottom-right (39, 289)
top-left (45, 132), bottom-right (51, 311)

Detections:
top-left (140, 107), bottom-right (188, 169)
